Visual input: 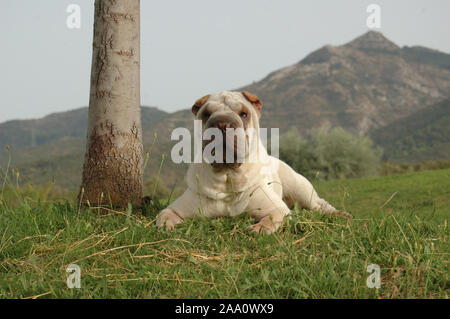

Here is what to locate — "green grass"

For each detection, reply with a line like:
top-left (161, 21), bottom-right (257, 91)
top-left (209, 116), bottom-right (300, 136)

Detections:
top-left (0, 169), bottom-right (449, 298)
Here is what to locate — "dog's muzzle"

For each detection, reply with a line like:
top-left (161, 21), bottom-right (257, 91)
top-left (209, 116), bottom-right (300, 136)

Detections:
top-left (203, 114), bottom-right (246, 169)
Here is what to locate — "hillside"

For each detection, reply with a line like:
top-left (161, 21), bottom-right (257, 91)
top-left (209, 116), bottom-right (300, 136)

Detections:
top-left (0, 106), bottom-right (169, 150)
top-left (370, 99), bottom-right (450, 162)
top-left (1, 31), bottom-right (450, 189)
top-left (242, 31), bottom-right (450, 135)
top-left (0, 107), bottom-right (183, 189)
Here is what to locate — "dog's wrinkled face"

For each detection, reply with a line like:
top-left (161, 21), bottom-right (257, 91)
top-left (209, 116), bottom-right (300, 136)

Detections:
top-left (192, 91), bottom-right (263, 169)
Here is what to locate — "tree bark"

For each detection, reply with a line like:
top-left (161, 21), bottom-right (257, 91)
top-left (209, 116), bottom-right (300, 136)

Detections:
top-left (78, 0), bottom-right (143, 208)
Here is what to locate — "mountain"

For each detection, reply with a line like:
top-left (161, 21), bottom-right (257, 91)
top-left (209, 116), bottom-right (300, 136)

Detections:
top-left (0, 107), bottom-right (181, 189)
top-left (1, 31), bottom-right (450, 189)
top-left (370, 99), bottom-right (450, 162)
top-left (0, 106), bottom-right (169, 149)
top-left (242, 31), bottom-right (450, 135)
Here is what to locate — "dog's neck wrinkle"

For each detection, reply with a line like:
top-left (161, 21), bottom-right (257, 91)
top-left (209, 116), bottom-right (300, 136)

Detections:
top-left (186, 162), bottom-right (263, 200)
top-left (187, 137), bottom-right (271, 199)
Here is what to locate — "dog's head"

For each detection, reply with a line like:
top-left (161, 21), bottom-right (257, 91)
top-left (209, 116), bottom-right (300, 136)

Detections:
top-left (191, 91), bottom-right (263, 169)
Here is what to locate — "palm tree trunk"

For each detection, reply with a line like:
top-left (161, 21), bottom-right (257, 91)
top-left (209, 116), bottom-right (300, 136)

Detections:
top-left (78, 0), bottom-right (143, 208)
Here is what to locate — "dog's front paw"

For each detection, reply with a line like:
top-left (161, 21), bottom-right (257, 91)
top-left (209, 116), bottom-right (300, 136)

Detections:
top-left (156, 208), bottom-right (183, 231)
top-left (250, 216), bottom-right (278, 235)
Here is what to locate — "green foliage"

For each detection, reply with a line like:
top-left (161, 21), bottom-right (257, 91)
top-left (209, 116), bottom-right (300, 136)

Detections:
top-left (280, 126), bottom-right (382, 181)
top-left (370, 99), bottom-right (450, 162)
top-left (0, 169), bottom-right (448, 298)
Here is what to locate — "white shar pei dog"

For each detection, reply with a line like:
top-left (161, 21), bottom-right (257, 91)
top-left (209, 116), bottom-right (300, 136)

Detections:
top-left (156, 91), bottom-right (351, 234)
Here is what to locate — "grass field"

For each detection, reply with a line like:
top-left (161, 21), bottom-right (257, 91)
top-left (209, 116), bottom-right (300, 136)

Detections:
top-left (0, 169), bottom-right (448, 298)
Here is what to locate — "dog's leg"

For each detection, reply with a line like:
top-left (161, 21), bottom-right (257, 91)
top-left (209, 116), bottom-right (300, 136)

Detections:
top-left (246, 185), bottom-right (291, 234)
top-left (277, 159), bottom-right (352, 219)
top-left (156, 189), bottom-right (199, 231)
top-left (156, 208), bottom-right (184, 231)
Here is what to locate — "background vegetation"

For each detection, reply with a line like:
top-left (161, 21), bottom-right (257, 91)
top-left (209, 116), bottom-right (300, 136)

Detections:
top-left (370, 99), bottom-right (450, 163)
top-left (279, 125), bottom-right (382, 181)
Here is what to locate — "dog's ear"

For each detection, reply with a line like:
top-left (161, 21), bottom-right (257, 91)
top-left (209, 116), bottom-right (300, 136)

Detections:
top-left (242, 91), bottom-right (262, 113)
top-left (192, 94), bottom-right (211, 116)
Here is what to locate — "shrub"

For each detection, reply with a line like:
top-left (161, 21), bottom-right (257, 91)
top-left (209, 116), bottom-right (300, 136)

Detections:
top-left (279, 125), bottom-right (382, 180)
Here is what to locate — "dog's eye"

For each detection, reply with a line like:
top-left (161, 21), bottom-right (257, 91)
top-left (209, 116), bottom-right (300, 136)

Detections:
top-left (202, 112), bottom-right (210, 120)
top-left (240, 112), bottom-right (248, 119)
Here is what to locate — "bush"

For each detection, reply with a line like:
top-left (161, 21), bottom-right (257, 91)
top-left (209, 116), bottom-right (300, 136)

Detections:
top-left (279, 125), bottom-right (382, 180)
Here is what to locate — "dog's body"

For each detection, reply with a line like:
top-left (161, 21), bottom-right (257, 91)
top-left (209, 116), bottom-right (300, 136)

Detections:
top-left (156, 91), bottom-right (350, 234)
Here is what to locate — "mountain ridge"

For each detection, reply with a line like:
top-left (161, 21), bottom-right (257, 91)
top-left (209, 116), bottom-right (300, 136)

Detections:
top-left (243, 31), bottom-right (450, 135)
top-left (1, 31), bottom-right (450, 189)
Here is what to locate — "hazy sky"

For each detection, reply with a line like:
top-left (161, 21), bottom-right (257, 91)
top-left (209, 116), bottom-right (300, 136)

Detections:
top-left (1, 0), bottom-right (449, 123)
